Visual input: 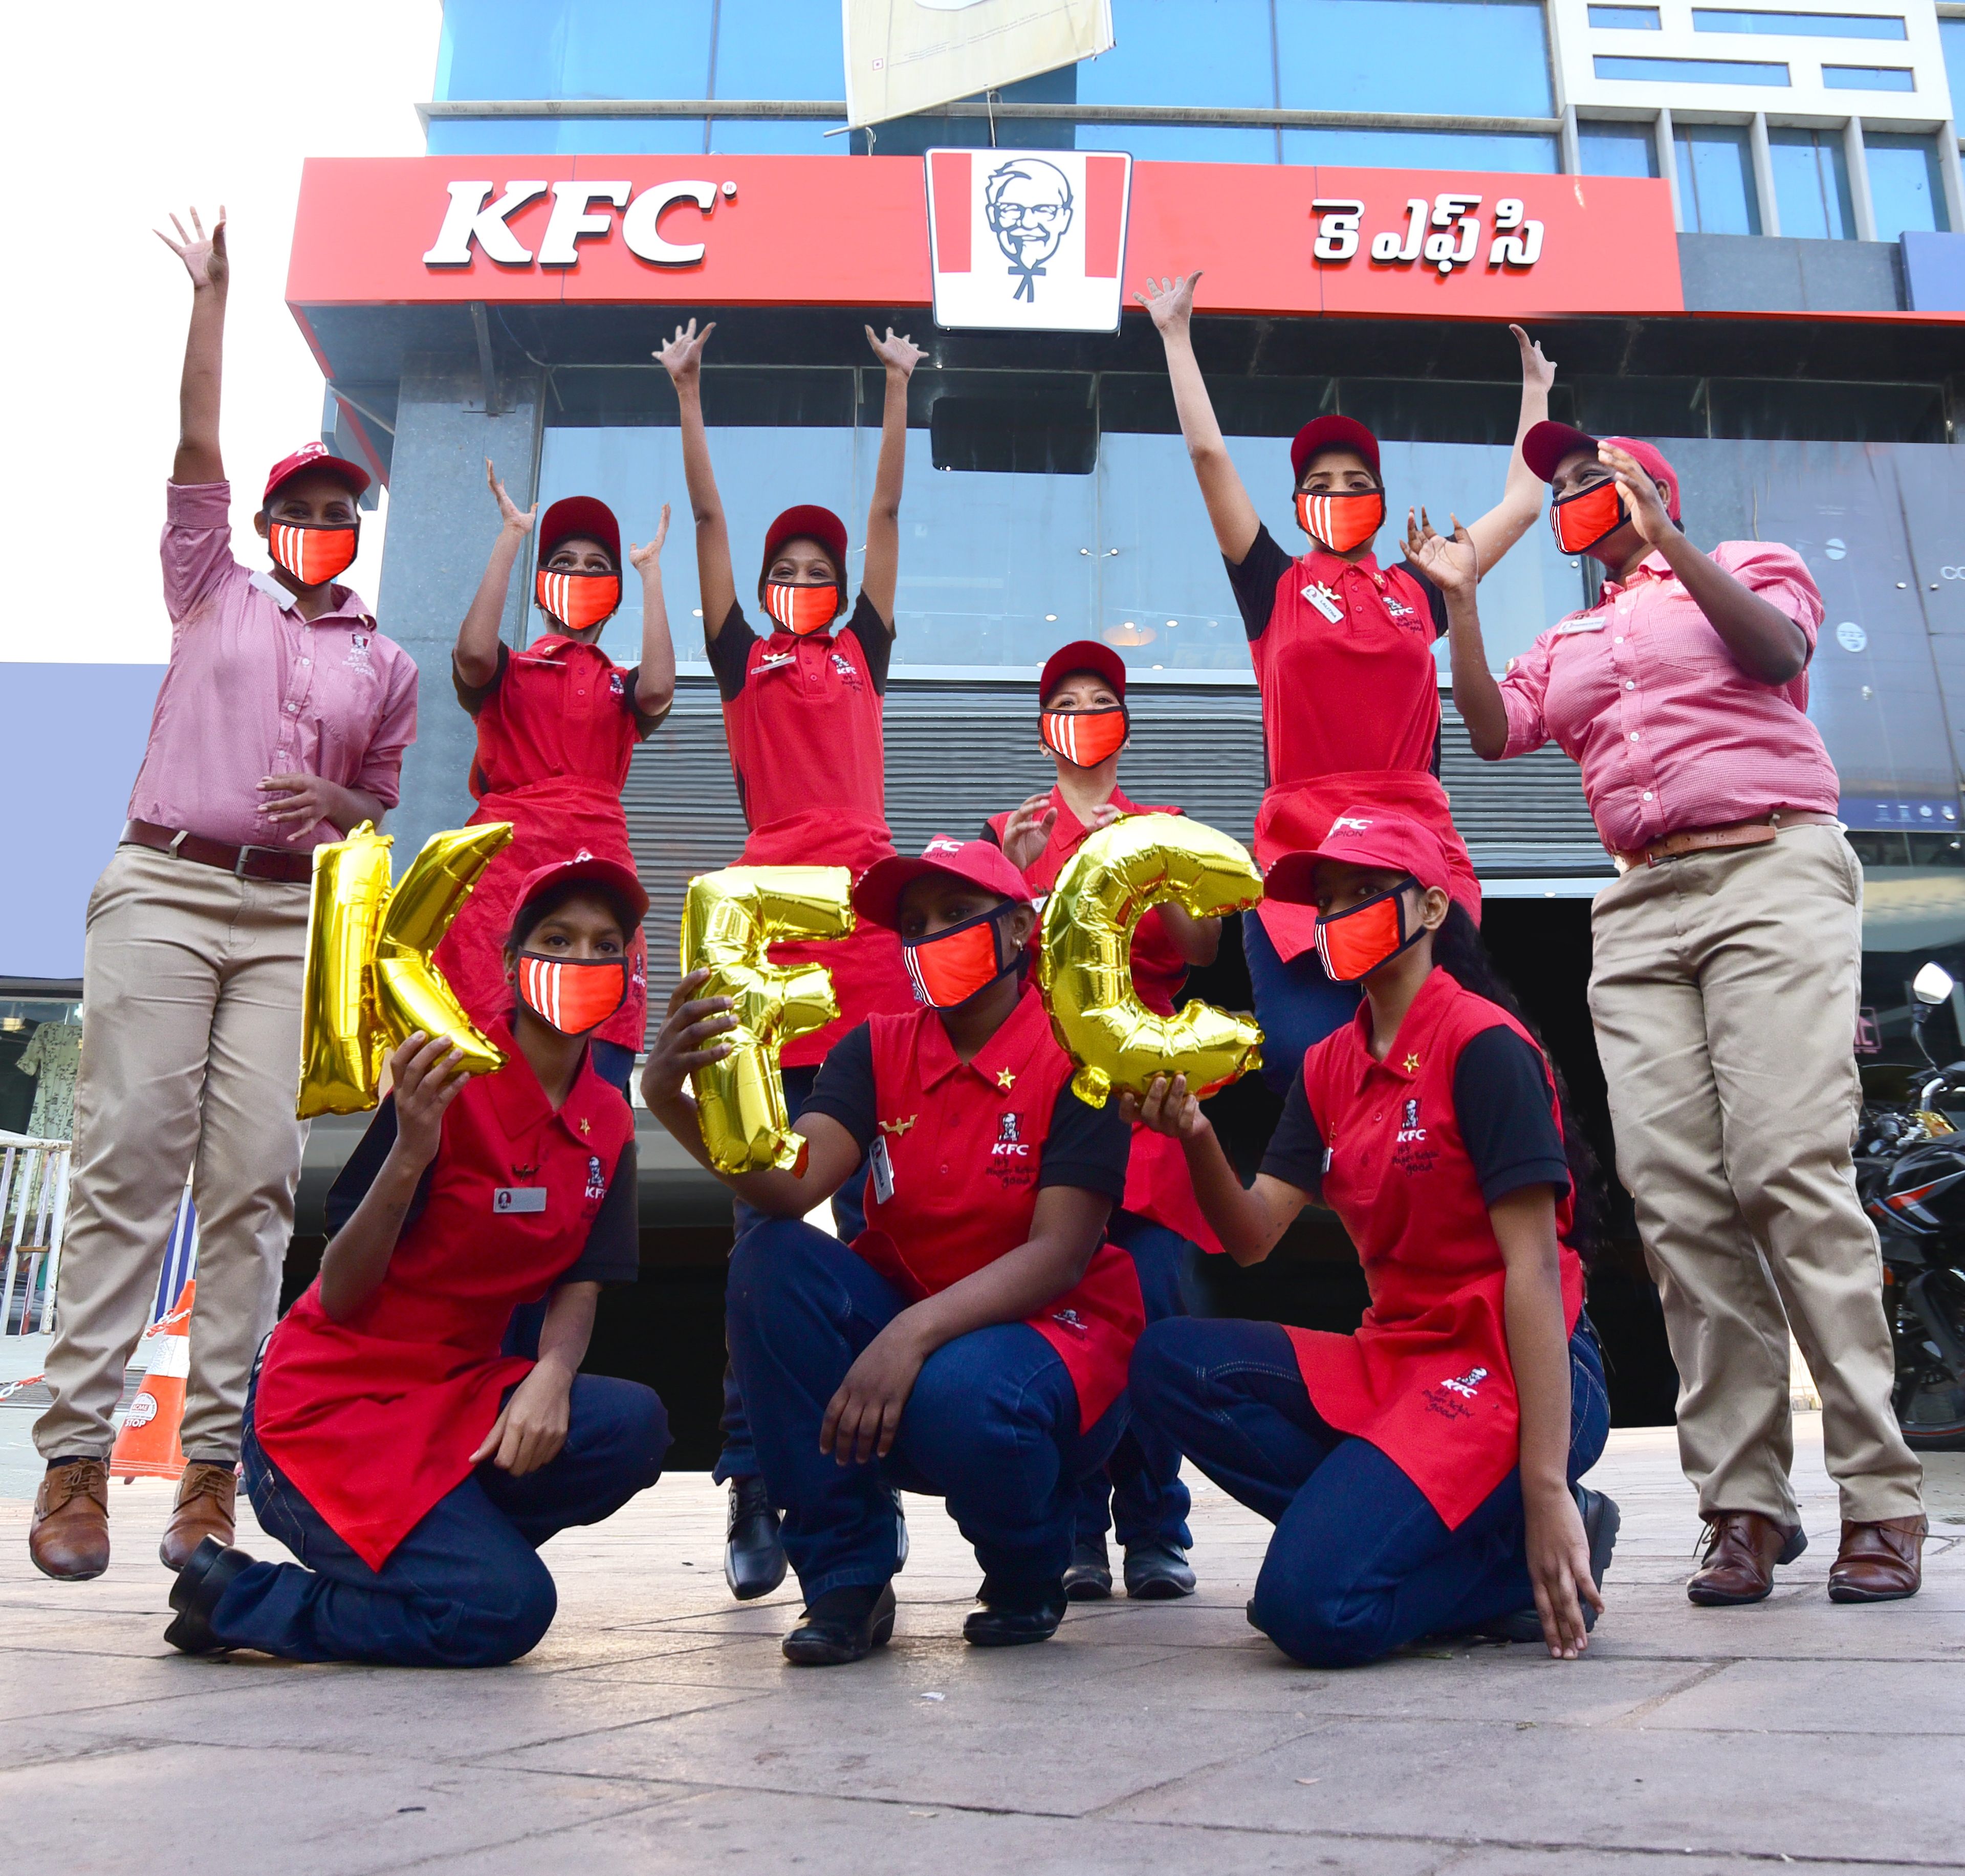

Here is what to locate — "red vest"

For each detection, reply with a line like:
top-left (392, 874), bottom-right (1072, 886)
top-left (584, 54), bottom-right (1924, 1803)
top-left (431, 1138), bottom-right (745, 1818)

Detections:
top-left (1284, 971), bottom-right (1584, 1530)
top-left (253, 1021), bottom-right (635, 1570)
top-left (852, 984), bottom-right (1144, 1430)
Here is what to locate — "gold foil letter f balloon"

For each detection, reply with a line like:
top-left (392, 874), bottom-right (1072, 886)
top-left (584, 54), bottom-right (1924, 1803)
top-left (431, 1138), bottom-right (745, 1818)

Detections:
top-left (1039, 813), bottom-right (1265, 1107)
top-left (682, 867), bottom-right (856, 1175)
top-left (297, 821), bottom-right (515, 1118)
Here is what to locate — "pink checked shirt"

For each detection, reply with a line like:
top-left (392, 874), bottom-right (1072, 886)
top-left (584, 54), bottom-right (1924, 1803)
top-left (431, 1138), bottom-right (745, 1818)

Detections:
top-left (127, 482), bottom-right (419, 849)
top-left (1496, 541), bottom-right (1838, 854)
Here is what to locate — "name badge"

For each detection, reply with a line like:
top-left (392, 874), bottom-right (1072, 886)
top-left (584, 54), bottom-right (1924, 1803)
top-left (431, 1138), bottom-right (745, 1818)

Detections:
top-left (494, 1187), bottom-right (548, 1214)
top-left (869, 1135), bottom-right (896, 1205)
top-left (1302, 581), bottom-right (1345, 623)
top-left (1555, 614), bottom-right (1606, 635)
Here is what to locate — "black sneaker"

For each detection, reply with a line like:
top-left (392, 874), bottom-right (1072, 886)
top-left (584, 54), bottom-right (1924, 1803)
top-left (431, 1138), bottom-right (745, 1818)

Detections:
top-left (164, 1535), bottom-right (256, 1655)
top-left (963, 1575), bottom-right (1068, 1647)
top-left (1063, 1533), bottom-right (1113, 1601)
top-left (1474, 1485), bottom-right (1622, 1643)
top-left (782, 1580), bottom-right (897, 1666)
top-left (724, 1476), bottom-right (788, 1602)
top-left (1123, 1539), bottom-right (1196, 1600)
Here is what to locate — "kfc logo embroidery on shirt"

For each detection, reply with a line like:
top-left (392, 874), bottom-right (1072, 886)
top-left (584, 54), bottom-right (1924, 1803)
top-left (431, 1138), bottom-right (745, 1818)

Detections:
top-left (1391, 1095), bottom-right (1439, 1177)
top-left (584, 1154), bottom-right (606, 1201)
top-left (609, 670), bottom-right (625, 697)
top-left (996, 1111), bottom-right (1024, 1147)
top-left (1396, 1097), bottom-right (1426, 1144)
top-left (831, 651), bottom-right (863, 689)
top-left (344, 632), bottom-right (375, 674)
top-left (1049, 1307), bottom-right (1088, 1339)
top-left (987, 1109), bottom-right (1035, 1185)
top-left (1423, 1364), bottom-right (1491, 1420)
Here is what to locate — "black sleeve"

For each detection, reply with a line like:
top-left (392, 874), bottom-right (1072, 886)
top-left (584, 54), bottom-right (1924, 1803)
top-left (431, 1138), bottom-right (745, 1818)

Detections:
top-left (1037, 1083), bottom-right (1131, 1201)
top-left (558, 1141), bottom-right (641, 1285)
top-left (1223, 523), bottom-right (1295, 643)
top-left (1452, 1028), bottom-right (1572, 1207)
top-left (617, 664), bottom-right (671, 739)
top-left (322, 1096), bottom-right (435, 1237)
top-left (798, 1023), bottom-right (879, 1152)
top-left (1392, 559), bottom-right (1450, 639)
top-left (979, 820), bottom-right (1002, 847)
top-left (1258, 1073), bottom-right (1326, 1201)
top-left (842, 590), bottom-right (893, 697)
top-left (707, 603), bottom-right (760, 703)
top-left (451, 640), bottom-right (510, 717)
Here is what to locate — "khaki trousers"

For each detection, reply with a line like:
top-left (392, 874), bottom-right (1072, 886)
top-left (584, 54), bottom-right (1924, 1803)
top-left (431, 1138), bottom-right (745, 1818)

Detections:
top-left (35, 845), bottom-right (310, 1466)
top-left (1588, 823), bottom-right (1921, 1525)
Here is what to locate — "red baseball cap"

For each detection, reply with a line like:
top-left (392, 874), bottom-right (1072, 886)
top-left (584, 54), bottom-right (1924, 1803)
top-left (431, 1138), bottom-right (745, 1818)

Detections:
top-left (1522, 421), bottom-right (1681, 522)
top-left (763, 504), bottom-right (849, 576)
top-left (263, 441), bottom-right (370, 506)
top-left (538, 495), bottom-right (622, 565)
top-left (854, 836), bottom-right (1034, 931)
top-left (1291, 415), bottom-right (1381, 485)
top-left (1264, 811), bottom-right (1453, 904)
top-left (1038, 639), bottom-right (1127, 702)
top-left (513, 853), bottom-right (649, 927)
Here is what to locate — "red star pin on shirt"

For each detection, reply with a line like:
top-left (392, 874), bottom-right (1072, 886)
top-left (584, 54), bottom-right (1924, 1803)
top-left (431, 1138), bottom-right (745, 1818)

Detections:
top-left (996, 1068), bottom-right (1016, 1092)
top-left (1402, 1054), bottom-right (1421, 1074)
top-left (580, 1118), bottom-right (592, 1136)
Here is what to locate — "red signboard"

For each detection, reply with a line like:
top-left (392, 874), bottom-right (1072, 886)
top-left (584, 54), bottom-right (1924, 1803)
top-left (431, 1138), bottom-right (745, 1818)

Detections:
top-left (287, 153), bottom-right (1684, 321)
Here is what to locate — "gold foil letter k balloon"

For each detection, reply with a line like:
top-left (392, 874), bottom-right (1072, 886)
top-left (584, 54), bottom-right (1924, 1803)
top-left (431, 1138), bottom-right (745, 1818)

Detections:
top-left (1039, 813), bottom-right (1265, 1108)
top-left (682, 867), bottom-right (856, 1175)
top-left (297, 821), bottom-right (515, 1118)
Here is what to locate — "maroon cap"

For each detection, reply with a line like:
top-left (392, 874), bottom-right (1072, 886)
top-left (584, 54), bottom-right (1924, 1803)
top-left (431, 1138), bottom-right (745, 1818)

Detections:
top-left (1264, 811), bottom-right (1452, 904)
top-left (763, 504), bottom-right (849, 575)
top-left (1522, 421), bottom-right (1681, 522)
top-left (514, 853), bottom-right (649, 926)
top-left (538, 495), bottom-right (622, 565)
top-left (1290, 415), bottom-right (1381, 485)
top-left (854, 836), bottom-right (1033, 931)
top-left (263, 441), bottom-right (369, 505)
top-left (1038, 639), bottom-right (1126, 702)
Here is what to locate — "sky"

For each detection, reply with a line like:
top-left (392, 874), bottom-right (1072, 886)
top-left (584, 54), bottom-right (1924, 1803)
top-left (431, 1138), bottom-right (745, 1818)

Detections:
top-left (3, 3), bottom-right (442, 664)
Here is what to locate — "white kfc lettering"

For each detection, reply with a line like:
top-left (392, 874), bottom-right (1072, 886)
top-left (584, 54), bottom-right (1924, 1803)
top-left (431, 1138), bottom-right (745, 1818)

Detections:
top-left (423, 178), bottom-right (720, 272)
top-left (1350, 190), bottom-right (1542, 276)
top-left (1488, 198), bottom-right (1545, 269)
top-left (1312, 198), bottom-right (1365, 262)
top-left (538, 181), bottom-right (631, 266)
top-left (1369, 199), bottom-right (1429, 265)
top-left (1422, 194), bottom-right (1482, 275)
top-left (423, 180), bottom-right (550, 266)
top-left (621, 180), bottom-right (718, 265)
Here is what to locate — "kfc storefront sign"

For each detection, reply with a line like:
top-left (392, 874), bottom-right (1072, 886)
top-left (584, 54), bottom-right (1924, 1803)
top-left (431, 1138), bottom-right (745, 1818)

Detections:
top-left (287, 155), bottom-right (1686, 322)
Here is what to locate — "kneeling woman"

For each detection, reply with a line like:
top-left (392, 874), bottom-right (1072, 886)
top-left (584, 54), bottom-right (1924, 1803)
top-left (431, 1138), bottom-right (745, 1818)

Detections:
top-left (1126, 814), bottom-right (1617, 1667)
top-left (643, 838), bottom-right (1143, 1665)
top-left (165, 859), bottom-right (669, 1666)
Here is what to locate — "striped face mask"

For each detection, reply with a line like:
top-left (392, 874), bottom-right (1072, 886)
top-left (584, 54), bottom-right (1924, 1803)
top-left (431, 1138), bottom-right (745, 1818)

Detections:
top-left (516, 953), bottom-right (628, 1036)
top-left (534, 567), bottom-right (622, 634)
top-left (903, 905), bottom-right (1021, 1010)
top-left (1040, 704), bottom-right (1128, 770)
top-left (1295, 488), bottom-right (1385, 556)
top-left (268, 519), bottom-right (359, 587)
top-left (765, 580), bottom-right (841, 637)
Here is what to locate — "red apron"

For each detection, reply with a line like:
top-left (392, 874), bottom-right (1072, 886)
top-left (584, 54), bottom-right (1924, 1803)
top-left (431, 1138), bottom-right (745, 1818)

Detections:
top-left (1284, 970), bottom-right (1583, 1530)
top-left (988, 785), bottom-right (1222, 1255)
top-left (253, 1020), bottom-right (635, 1570)
top-left (852, 984), bottom-right (1144, 1431)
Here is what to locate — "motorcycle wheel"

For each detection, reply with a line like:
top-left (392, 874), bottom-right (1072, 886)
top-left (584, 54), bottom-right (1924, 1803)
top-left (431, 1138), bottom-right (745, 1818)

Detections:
top-left (1892, 1269), bottom-right (1965, 1451)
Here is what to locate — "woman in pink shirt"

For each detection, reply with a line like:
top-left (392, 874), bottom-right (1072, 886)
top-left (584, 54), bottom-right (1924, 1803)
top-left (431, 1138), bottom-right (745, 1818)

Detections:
top-left (1436, 419), bottom-right (1926, 1612)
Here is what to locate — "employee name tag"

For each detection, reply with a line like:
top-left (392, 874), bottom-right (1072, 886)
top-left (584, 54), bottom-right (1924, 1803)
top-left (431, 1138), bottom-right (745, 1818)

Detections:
top-left (1556, 613), bottom-right (1606, 635)
top-left (1302, 581), bottom-right (1344, 623)
top-left (869, 1135), bottom-right (896, 1205)
top-left (494, 1187), bottom-right (548, 1214)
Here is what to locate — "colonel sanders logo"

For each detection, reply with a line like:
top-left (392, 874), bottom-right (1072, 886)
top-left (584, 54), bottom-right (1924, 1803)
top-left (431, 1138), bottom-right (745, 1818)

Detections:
top-left (998, 1111), bottom-right (1021, 1144)
top-left (985, 158), bottom-right (1074, 304)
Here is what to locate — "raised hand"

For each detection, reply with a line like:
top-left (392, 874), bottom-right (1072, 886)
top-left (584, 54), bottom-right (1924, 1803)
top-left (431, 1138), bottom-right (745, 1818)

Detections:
top-left (629, 503), bottom-right (671, 575)
top-left (1000, 793), bottom-right (1058, 872)
top-left (865, 324), bottom-right (925, 377)
top-left (1600, 442), bottom-right (1674, 550)
top-left (1134, 271), bottom-right (1201, 337)
top-left (655, 317), bottom-right (716, 385)
top-left (485, 457), bottom-right (537, 533)
top-left (157, 205), bottom-right (228, 293)
top-left (388, 1031), bottom-right (469, 1170)
top-left (639, 969), bottom-right (736, 1110)
top-left (1119, 1073), bottom-right (1210, 1144)
top-left (1510, 322), bottom-right (1556, 394)
top-left (1404, 508), bottom-right (1478, 596)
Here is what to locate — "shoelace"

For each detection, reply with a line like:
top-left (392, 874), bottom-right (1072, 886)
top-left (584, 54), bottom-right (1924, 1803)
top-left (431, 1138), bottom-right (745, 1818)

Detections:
top-left (176, 1464), bottom-right (233, 1506)
top-left (48, 1464), bottom-right (106, 1511)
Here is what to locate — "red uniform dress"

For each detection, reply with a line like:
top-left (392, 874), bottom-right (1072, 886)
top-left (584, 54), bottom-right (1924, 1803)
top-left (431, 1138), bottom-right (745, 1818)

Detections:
top-left (435, 639), bottom-right (659, 1055)
top-left (1227, 527), bottom-right (1480, 959)
top-left (1267, 970), bottom-right (1583, 1530)
top-left (805, 981), bottom-right (1146, 1430)
top-left (252, 1019), bottom-right (637, 1570)
top-left (709, 594), bottom-right (915, 1067)
top-left (986, 784), bottom-right (1221, 1255)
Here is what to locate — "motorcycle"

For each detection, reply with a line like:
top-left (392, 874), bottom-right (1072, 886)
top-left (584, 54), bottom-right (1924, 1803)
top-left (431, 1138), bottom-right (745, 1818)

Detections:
top-left (1855, 961), bottom-right (1965, 1450)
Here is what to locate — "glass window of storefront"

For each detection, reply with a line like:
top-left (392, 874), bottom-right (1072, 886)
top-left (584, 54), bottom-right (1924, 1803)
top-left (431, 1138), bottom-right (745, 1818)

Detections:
top-left (1578, 119), bottom-right (1661, 177)
top-left (1770, 125), bottom-right (1857, 238)
top-left (434, 0), bottom-right (713, 99)
top-left (1867, 130), bottom-right (1952, 236)
top-left (1944, 15), bottom-right (1965, 100)
top-left (1675, 121), bottom-right (1763, 233)
top-left (1274, 0), bottom-right (1555, 116)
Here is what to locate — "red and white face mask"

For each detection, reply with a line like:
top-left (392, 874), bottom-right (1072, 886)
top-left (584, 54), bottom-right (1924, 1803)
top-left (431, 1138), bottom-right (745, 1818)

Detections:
top-left (903, 904), bottom-right (1021, 1010)
top-left (764, 580), bottom-right (841, 637)
top-left (1040, 705), bottom-right (1128, 769)
top-left (1296, 488), bottom-right (1385, 556)
top-left (535, 567), bottom-right (622, 634)
top-left (1314, 878), bottom-right (1424, 984)
top-left (1550, 478), bottom-right (1627, 557)
top-left (516, 953), bottom-right (628, 1036)
top-left (268, 519), bottom-right (359, 588)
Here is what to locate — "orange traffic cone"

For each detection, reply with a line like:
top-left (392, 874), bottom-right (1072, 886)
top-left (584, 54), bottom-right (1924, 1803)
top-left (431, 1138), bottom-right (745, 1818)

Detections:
top-left (109, 1278), bottom-right (194, 1482)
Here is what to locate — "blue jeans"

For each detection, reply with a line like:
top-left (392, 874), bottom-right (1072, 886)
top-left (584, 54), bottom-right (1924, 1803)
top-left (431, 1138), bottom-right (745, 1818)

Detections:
top-left (217, 1371), bottom-right (669, 1666)
top-left (1130, 1316), bottom-right (1610, 1668)
top-left (1240, 910), bottom-right (1361, 1094)
top-left (717, 1064), bottom-right (870, 1486)
top-left (727, 1218), bottom-right (1128, 1600)
top-left (1075, 1213), bottom-right (1197, 1551)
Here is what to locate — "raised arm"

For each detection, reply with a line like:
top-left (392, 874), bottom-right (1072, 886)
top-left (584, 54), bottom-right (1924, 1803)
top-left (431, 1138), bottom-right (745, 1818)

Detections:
top-left (1136, 273), bottom-right (1261, 562)
top-left (1461, 325), bottom-right (1555, 581)
top-left (628, 503), bottom-right (676, 721)
top-left (454, 458), bottom-right (536, 689)
top-left (861, 325), bottom-right (925, 628)
top-left (657, 320), bottom-right (738, 640)
top-left (156, 206), bottom-right (228, 486)
top-left (1408, 509), bottom-right (1510, 760)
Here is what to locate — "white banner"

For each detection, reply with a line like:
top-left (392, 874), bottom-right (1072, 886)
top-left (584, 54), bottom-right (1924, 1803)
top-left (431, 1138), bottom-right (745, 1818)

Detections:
top-left (843, 0), bottom-right (1114, 129)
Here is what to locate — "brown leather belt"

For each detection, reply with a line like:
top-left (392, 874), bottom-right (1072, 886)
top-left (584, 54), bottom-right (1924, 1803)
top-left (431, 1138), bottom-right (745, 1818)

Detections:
top-left (1611, 809), bottom-right (1842, 872)
top-left (122, 819), bottom-right (314, 885)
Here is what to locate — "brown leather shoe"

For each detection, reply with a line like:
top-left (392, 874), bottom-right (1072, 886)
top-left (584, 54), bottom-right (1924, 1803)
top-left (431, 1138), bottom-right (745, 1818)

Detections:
top-left (1828, 1516), bottom-right (1926, 1603)
top-left (1687, 1510), bottom-right (1807, 1605)
top-left (160, 1463), bottom-right (237, 1573)
top-left (30, 1459), bottom-right (111, 1580)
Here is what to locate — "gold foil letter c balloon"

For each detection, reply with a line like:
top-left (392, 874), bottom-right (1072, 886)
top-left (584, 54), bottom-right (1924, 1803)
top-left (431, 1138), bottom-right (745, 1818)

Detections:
top-left (682, 866), bottom-right (856, 1175)
top-left (1039, 813), bottom-right (1265, 1108)
top-left (296, 821), bottom-right (515, 1119)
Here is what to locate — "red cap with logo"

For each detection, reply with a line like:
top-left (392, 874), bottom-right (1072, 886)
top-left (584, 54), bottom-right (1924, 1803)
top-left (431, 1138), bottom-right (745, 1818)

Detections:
top-left (854, 836), bottom-right (1034, 931)
top-left (1522, 421), bottom-right (1681, 522)
top-left (1264, 810), bottom-right (1453, 904)
top-left (1290, 415), bottom-right (1382, 485)
top-left (762, 504), bottom-right (849, 574)
top-left (263, 440), bottom-right (370, 506)
top-left (1038, 639), bottom-right (1127, 701)
top-left (538, 495), bottom-right (622, 565)
top-left (513, 853), bottom-right (649, 926)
